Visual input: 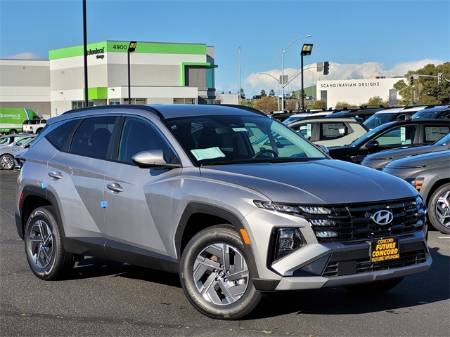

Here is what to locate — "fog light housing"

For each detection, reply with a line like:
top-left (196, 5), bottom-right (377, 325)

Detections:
top-left (271, 228), bottom-right (304, 261)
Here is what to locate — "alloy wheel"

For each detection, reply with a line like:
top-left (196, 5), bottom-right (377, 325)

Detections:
top-left (0, 155), bottom-right (14, 170)
top-left (27, 219), bottom-right (55, 270)
top-left (193, 243), bottom-right (249, 306)
top-left (436, 190), bottom-right (450, 228)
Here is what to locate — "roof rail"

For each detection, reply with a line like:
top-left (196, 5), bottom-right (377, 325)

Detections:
top-left (62, 104), bottom-right (164, 119)
top-left (216, 104), bottom-right (267, 116)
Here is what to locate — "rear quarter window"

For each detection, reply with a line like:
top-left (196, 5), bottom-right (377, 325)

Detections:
top-left (424, 126), bottom-right (450, 143)
top-left (46, 119), bottom-right (79, 151)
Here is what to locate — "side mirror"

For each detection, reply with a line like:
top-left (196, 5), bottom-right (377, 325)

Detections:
top-left (366, 140), bottom-right (379, 150)
top-left (132, 150), bottom-right (181, 168)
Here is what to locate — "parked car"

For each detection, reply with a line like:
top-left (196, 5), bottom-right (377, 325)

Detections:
top-left (383, 150), bottom-right (450, 234)
top-left (287, 117), bottom-right (367, 147)
top-left (0, 107), bottom-right (39, 134)
top-left (0, 133), bottom-right (31, 147)
top-left (16, 104), bottom-right (430, 319)
top-left (363, 106), bottom-right (427, 130)
top-left (412, 105), bottom-right (450, 120)
top-left (326, 107), bottom-right (385, 123)
top-left (329, 119), bottom-right (450, 164)
top-left (23, 119), bottom-right (47, 134)
top-left (0, 134), bottom-right (35, 170)
top-left (282, 110), bottom-right (332, 125)
top-left (362, 133), bottom-right (450, 170)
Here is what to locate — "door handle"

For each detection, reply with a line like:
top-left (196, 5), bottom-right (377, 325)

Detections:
top-left (48, 171), bottom-right (63, 180)
top-left (107, 182), bottom-right (124, 193)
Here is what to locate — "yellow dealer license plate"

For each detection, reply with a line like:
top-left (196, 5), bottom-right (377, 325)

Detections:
top-left (371, 237), bottom-right (400, 263)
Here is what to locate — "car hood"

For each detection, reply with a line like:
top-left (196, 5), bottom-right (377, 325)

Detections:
top-left (199, 159), bottom-right (417, 204)
top-left (365, 144), bottom-right (449, 162)
top-left (386, 150), bottom-right (450, 170)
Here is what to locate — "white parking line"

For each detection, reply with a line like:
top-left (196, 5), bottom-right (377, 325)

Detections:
top-left (437, 236), bottom-right (450, 239)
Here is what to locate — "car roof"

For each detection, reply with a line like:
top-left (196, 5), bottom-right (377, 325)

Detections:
top-left (289, 117), bottom-right (360, 125)
top-left (60, 104), bottom-right (266, 121)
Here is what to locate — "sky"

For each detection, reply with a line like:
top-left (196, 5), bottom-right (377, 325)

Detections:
top-left (1, 0), bottom-right (449, 95)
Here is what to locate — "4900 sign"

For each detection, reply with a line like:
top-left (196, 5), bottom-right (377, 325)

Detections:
top-left (371, 237), bottom-right (400, 263)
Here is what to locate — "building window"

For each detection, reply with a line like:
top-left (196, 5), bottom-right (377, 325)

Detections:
top-left (108, 99), bottom-right (121, 105)
top-left (72, 101), bottom-right (94, 109)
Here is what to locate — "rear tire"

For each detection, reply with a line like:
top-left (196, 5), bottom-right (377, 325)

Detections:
top-left (427, 183), bottom-right (450, 234)
top-left (345, 277), bottom-right (403, 293)
top-left (24, 206), bottom-right (74, 280)
top-left (179, 225), bottom-right (261, 319)
top-left (0, 154), bottom-right (15, 170)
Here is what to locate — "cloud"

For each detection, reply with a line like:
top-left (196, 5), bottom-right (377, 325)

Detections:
top-left (6, 52), bottom-right (41, 60)
top-left (245, 59), bottom-right (444, 94)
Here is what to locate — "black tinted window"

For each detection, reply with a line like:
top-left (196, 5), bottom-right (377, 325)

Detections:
top-left (118, 117), bottom-right (177, 164)
top-left (70, 116), bottom-right (117, 160)
top-left (46, 120), bottom-right (79, 150)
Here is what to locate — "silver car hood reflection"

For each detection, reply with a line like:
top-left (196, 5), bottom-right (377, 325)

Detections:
top-left (200, 159), bottom-right (417, 204)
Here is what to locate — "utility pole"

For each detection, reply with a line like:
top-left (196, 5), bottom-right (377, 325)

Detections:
top-left (238, 46), bottom-right (241, 104)
top-left (300, 53), bottom-right (304, 111)
top-left (82, 0), bottom-right (88, 107)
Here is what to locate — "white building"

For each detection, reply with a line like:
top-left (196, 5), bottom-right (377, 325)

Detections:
top-left (1, 40), bottom-right (217, 117)
top-left (316, 77), bottom-right (402, 108)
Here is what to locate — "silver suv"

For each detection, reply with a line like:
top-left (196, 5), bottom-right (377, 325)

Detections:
top-left (16, 105), bottom-right (430, 319)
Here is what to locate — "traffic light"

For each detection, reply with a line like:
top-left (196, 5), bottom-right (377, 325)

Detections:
top-left (438, 73), bottom-right (443, 85)
top-left (323, 61), bottom-right (330, 75)
top-left (409, 76), bottom-right (414, 86)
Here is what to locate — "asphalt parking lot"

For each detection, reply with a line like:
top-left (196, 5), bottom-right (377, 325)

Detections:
top-left (0, 170), bottom-right (449, 337)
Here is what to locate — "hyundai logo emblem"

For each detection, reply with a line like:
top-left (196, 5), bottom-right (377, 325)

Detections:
top-left (371, 210), bottom-right (394, 226)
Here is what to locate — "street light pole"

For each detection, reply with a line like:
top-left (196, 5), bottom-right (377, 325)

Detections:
top-left (82, 0), bottom-right (88, 107)
top-left (127, 41), bottom-right (137, 104)
top-left (281, 49), bottom-right (285, 111)
top-left (238, 46), bottom-right (241, 104)
top-left (300, 53), bottom-right (304, 111)
top-left (300, 43), bottom-right (313, 111)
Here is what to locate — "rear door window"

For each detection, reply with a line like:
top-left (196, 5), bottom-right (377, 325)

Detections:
top-left (69, 116), bottom-right (117, 160)
top-left (424, 126), bottom-right (450, 143)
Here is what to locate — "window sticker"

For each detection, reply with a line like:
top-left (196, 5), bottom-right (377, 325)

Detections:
top-left (191, 147), bottom-right (226, 161)
top-left (400, 127), bottom-right (406, 143)
top-left (232, 127), bottom-right (248, 132)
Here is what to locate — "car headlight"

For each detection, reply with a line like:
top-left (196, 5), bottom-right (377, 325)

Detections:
top-left (254, 200), bottom-right (332, 215)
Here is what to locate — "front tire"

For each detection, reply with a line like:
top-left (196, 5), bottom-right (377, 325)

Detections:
top-left (0, 154), bottom-right (15, 170)
top-left (428, 183), bottom-right (450, 234)
top-left (24, 206), bottom-right (74, 280)
top-left (179, 225), bottom-right (261, 319)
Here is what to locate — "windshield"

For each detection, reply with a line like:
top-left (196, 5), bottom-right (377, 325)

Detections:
top-left (166, 114), bottom-right (326, 166)
top-left (15, 137), bottom-right (34, 146)
top-left (350, 122), bottom-right (396, 147)
top-left (435, 133), bottom-right (450, 145)
top-left (363, 113), bottom-right (396, 130)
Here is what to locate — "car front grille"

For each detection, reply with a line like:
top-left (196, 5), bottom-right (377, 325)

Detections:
top-left (322, 248), bottom-right (427, 277)
top-left (305, 197), bottom-right (425, 243)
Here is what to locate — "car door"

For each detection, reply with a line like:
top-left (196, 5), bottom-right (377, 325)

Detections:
top-left (48, 116), bottom-right (118, 241)
top-left (102, 116), bottom-right (182, 260)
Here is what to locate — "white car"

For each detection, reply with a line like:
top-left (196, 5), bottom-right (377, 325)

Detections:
top-left (22, 119), bottom-right (46, 134)
top-left (282, 111), bottom-right (333, 125)
top-left (288, 117), bottom-right (368, 147)
top-left (364, 106), bottom-right (427, 130)
top-left (0, 135), bottom-right (35, 170)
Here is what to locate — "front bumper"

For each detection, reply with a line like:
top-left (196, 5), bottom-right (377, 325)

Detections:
top-left (253, 231), bottom-right (431, 291)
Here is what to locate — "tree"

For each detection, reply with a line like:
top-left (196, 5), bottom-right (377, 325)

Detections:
top-left (335, 102), bottom-right (357, 109)
top-left (307, 100), bottom-right (327, 110)
top-left (285, 99), bottom-right (297, 111)
top-left (260, 89), bottom-right (267, 97)
top-left (366, 96), bottom-right (387, 107)
top-left (394, 62), bottom-right (450, 105)
top-left (269, 89), bottom-right (276, 97)
top-left (254, 96), bottom-right (278, 113)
